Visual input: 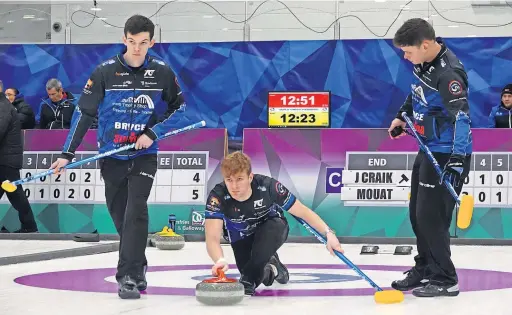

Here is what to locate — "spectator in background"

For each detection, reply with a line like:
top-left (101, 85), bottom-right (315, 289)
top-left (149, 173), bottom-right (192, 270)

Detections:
top-left (0, 91), bottom-right (38, 233)
top-left (488, 84), bottom-right (512, 128)
top-left (4, 88), bottom-right (35, 129)
top-left (0, 80), bottom-right (3, 92)
top-left (36, 78), bottom-right (77, 129)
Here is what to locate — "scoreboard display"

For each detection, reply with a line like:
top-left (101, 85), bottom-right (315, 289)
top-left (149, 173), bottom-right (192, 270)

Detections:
top-left (267, 91), bottom-right (330, 128)
top-left (0, 151), bottom-right (209, 205)
top-left (340, 151), bottom-right (512, 207)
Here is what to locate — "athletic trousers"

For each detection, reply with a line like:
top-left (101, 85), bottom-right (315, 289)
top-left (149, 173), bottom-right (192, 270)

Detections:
top-left (0, 166), bottom-right (37, 230)
top-left (410, 150), bottom-right (471, 285)
top-left (100, 154), bottom-right (157, 281)
top-left (231, 217), bottom-right (289, 287)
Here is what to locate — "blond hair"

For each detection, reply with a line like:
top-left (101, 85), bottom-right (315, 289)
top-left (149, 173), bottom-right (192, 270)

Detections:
top-left (221, 151), bottom-right (252, 177)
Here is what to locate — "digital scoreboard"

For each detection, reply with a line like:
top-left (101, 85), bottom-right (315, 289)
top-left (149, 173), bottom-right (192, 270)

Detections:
top-left (339, 151), bottom-right (512, 207)
top-left (267, 91), bottom-right (330, 128)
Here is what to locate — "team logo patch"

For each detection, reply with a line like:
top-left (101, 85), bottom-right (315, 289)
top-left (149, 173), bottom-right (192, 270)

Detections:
top-left (209, 196), bottom-right (220, 207)
top-left (85, 79), bottom-right (93, 89)
top-left (449, 80), bottom-right (462, 95)
top-left (276, 182), bottom-right (287, 195)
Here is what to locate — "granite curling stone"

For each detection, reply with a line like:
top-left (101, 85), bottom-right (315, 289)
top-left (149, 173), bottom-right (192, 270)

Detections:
top-left (195, 269), bottom-right (245, 306)
top-left (154, 227), bottom-right (185, 250)
top-left (149, 226), bottom-right (169, 247)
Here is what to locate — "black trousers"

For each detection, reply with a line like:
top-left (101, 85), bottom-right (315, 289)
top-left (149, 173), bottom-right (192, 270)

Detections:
top-left (0, 166), bottom-right (37, 230)
top-left (231, 217), bottom-right (289, 287)
top-left (100, 154), bottom-right (157, 281)
top-left (410, 150), bottom-right (471, 285)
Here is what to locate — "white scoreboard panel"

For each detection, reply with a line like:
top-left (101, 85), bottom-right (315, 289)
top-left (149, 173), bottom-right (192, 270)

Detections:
top-left (340, 151), bottom-right (512, 208)
top-left (0, 151), bottom-right (209, 205)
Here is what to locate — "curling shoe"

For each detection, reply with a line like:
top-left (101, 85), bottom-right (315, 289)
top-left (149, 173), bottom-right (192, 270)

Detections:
top-left (412, 283), bottom-right (459, 297)
top-left (269, 253), bottom-right (289, 284)
top-left (239, 275), bottom-right (256, 296)
top-left (118, 275), bottom-right (141, 299)
top-left (391, 268), bottom-right (429, 291)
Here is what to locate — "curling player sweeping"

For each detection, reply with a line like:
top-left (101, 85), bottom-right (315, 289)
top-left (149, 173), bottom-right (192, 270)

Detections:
top-left (388, 18), bottom-right (472, 297)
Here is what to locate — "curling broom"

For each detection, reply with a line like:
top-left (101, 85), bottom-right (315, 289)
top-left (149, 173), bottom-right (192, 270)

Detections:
top-left (292, 214), bottom-right (404, 304)
top-left (1, 121), bottom-right (206, 193)
top-left (398, 112), bottom-right (474, 229)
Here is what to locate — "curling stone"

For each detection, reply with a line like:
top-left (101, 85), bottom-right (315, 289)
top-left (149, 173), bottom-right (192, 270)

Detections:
top-left (154, 227), bottom-right (185, 250)
top-left (148, 226), bottom-right (170, 247)
top-left (195, 269), bottom-right (245, 305)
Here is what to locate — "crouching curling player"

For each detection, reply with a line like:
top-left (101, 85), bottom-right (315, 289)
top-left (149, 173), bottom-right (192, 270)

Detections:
top-left (204, 151), bottom-right (343, 295)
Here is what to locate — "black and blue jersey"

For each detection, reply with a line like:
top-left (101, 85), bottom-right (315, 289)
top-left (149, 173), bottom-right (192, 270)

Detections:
top-left (397, 39), bottom-right (472, 157)
top-left (488, 104), bottom-right (511, 128)
top-left (205, 174), bottom-right (296, 243)
top-left (61, 48), bottom-right (185, 160)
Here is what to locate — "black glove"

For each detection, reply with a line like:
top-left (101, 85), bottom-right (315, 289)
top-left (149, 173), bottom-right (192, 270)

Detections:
top-left (390, 126), bottom-right (404, 138)
top-left (440, 155), bottom-right (465, 187)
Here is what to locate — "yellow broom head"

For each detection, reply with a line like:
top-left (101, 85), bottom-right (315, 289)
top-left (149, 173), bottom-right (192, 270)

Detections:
top-left (1, 180), bottom-right (17, 193)
top-left (457, 194), bottom-right (474, 229)
top-left (374, 289), bottom-right (405, 304)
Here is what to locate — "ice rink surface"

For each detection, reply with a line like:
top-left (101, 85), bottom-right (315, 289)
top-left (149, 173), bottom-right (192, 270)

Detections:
top-left (0, 241), bottom-right (510, 315)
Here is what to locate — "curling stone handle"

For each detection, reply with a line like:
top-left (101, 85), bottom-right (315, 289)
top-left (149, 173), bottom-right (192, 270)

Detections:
top-left (217, 268), bottom-right (226, 280)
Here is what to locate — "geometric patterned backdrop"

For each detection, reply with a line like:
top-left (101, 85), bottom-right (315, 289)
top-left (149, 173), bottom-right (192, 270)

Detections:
top-left (1, 37), bottom-right (512, 140)
top-left (243, 128), bottom-right (512, 239)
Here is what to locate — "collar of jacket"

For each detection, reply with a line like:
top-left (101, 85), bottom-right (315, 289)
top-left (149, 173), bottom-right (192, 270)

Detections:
top-left (117, 46), bottom-right (151, 71)
top-left (500, 102), bottom-right (512, 111)
top-left (419, 38), bottom-right (447, 71)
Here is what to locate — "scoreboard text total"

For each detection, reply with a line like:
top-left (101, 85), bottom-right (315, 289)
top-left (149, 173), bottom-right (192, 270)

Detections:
top-left (0, 151), bottom-right (209, 205)
top-left (329, 152), bottom-right (512, 207)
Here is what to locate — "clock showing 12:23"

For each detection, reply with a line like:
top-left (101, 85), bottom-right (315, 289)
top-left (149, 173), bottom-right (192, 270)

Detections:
top-left (267, 91), bottom-right (331, 128)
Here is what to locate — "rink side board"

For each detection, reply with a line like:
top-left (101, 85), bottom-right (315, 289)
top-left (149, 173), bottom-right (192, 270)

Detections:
top-left (0, 129), bottom-right (227, 235)
top-left (242, 128), bottom-right (512, 240)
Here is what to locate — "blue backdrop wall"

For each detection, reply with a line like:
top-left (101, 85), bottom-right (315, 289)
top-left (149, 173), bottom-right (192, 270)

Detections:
top-left (1, 37), bottom-right (511, 140)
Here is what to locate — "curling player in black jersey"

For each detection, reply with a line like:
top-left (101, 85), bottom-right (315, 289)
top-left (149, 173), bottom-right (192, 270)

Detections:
top-left (204, 151), bottom-right (343, 296)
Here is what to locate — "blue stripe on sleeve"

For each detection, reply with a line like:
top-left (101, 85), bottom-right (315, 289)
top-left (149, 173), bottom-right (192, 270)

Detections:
top-left (452, 111), bottom-right (471, 156)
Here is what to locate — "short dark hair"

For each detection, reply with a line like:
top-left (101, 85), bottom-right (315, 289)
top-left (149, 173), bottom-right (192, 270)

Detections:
top-left (6, 88), bottom-right (19, 96)
top-left (124, 14), bottom-right (155, 40)
top-left (393, 18), bottom-right (436, 47)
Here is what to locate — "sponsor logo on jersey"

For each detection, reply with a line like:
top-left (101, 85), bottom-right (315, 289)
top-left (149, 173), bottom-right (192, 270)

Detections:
top-left (276, 182), bottom-right (287, 195)
top-left (254, 198), bottom-right (264, 208)
top-left (412, 84), bottom-right (428, 106)
top-left (209, 196), bottom-right (220, 207)
top-left (120, 95), bottom-right (155, 109)
top-left (113, 132), bottom-right (138, 144)
top-left (144, 70), bottom-right (155, 78)
top-left (449, 80), bottom-right (463, 95)
top-left (114, 122), bottom-right (146, 131)
top-left (102, 59), bottom-right (115, 66)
